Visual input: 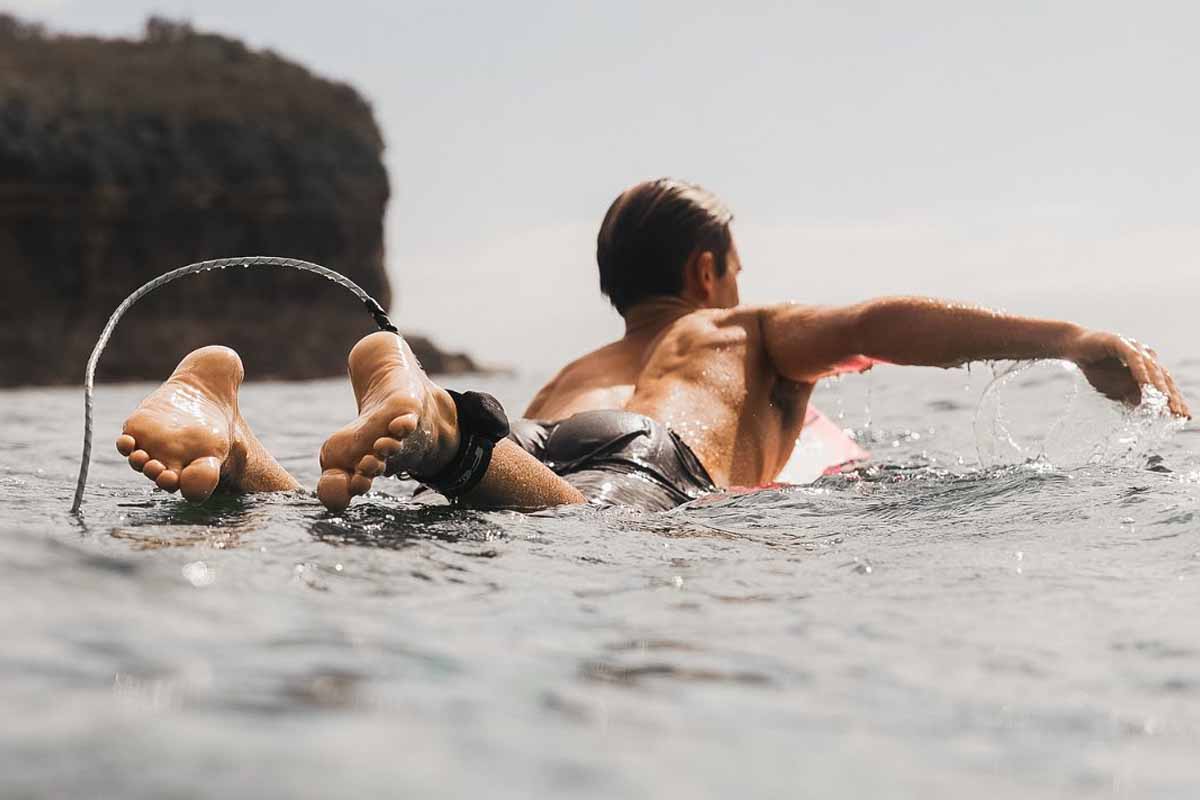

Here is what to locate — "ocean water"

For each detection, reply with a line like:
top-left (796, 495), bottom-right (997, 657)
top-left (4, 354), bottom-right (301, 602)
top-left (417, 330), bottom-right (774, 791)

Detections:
top-left (2, 361), bottom-right (1199, 798)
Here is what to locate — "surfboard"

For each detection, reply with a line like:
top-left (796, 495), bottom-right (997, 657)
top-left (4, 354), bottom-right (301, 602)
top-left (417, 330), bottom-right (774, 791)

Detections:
top-left (774, 405), bottom-right (870, 485)
top-left (774, 357), bottom-right (881, 484)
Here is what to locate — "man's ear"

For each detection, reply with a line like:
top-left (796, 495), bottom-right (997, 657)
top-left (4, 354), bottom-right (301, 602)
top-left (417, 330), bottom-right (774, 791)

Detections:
top-left (682, 250), bottom-right (716, 304)
top-left (695, 251), bottom-right (718, 301)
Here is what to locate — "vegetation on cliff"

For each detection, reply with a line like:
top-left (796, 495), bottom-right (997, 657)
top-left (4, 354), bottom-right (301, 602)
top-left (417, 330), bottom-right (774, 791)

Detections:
top-left (0, 15), bottom-right (479, 385)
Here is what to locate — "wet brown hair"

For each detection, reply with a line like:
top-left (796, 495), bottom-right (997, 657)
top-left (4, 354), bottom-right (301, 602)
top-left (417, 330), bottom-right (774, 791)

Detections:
top-left (596, 178), bottom-right (734, 315)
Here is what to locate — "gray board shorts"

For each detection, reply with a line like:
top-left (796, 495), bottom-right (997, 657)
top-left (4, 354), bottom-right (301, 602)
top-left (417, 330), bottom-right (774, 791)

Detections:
top-left (507, 409), bottom-right (717, 512)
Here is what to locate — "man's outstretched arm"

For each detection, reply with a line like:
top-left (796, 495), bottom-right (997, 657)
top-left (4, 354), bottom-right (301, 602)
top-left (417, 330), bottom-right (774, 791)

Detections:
top-left (759, 297), bottom-right (1190, 418)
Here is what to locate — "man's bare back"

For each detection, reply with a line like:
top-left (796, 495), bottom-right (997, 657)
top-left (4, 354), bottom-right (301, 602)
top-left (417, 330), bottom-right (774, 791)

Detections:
top-left (523, 301), bottom-right (809, 488)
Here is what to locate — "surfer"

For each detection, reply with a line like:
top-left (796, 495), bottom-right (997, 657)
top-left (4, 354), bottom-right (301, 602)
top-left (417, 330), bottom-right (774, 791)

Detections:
top-left (116, 178), bottom-right (1191, 512)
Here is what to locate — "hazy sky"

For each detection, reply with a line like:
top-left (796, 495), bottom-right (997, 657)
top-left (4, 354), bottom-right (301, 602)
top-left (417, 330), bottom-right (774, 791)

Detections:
top-left (11, 0), bottom-right (1199, 368)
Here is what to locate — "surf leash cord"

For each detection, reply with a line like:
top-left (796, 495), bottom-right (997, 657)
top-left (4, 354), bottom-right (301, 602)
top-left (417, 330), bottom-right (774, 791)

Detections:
top-left (70, 256), bottom-right (397, 515)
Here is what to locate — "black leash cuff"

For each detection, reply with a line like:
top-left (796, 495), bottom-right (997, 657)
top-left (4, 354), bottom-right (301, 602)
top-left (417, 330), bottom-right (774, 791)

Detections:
top-left (405, 390), bottom-right (510, 500)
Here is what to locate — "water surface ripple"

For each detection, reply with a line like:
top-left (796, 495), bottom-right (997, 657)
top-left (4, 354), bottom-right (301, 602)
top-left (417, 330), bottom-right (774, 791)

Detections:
top-left (2, 364), bottom-right (1198, 798)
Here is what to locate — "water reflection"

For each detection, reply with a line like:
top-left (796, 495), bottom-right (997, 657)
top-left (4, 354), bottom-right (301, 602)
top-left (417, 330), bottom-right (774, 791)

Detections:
top-left (101, 493), bottom-right (272, 550)
top-left (309, 500), bottom-right (509, 550)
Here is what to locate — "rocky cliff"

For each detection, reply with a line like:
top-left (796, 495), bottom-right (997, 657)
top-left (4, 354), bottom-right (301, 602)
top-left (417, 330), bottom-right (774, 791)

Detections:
top-left (0, 16), bottom-right (477, 386)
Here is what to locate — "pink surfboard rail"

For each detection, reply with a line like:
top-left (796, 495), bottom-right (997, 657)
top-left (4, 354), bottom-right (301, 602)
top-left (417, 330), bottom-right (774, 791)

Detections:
top-left (774, 355), bottom-right (880, 484)
top-left (774, 405), bottom-right (870, 485)
top-left (771, 355), bottom-right (880, 486)
top-left (700, 406), bottom-right (867, 502)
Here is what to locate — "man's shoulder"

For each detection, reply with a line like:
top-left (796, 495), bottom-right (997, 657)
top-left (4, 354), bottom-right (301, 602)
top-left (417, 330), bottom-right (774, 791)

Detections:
top-left (675, 305), bottom-right (772, 337)
top-left (712, 302), bottom-right (844, 337)
top-left (649, 308), bottom-right (771, 359)
top-left (682, 303), bottom-right (808, 324)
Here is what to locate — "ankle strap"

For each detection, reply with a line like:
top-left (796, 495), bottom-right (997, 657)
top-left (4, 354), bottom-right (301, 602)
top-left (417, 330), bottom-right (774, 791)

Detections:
top-left (408, 390), bottom-right (509, 500)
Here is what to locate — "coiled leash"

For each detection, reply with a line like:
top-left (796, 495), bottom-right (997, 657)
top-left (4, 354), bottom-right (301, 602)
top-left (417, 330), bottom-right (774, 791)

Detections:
top-left (70, 256), bottom-right (508, 514)
top-left (397, 389), bottom-right (510, 499)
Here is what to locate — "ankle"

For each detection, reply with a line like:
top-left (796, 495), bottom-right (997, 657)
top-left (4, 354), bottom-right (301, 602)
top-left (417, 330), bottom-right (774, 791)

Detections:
top-left (228, 422), bottom-right (299, 492)
top-left (426, 388), bottom-right (462, 474)
top-left (219, 430), bottom-right (250, 488)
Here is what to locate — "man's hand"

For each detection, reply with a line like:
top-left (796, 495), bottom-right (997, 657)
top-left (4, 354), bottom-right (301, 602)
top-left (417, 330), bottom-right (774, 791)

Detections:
top-left (1065, 330), bottom-right (1190, 419)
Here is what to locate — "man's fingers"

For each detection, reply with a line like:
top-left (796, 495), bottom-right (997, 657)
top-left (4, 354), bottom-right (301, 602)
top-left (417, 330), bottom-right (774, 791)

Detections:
top-left (1128, 354), bottom-right (1151, 388)
top-left (1142, 355), bottom-right (1171, 406)
top-left (1163, 369), bottom-right (1190, 419)
top-left (1121, 348), bottom-right (1154, 400)
top-left (1117, 350), bottom-right (1150, 405)
top-left (1138, 347), bottom-right (1189, 419)
top-left (1136, 345), bottom-right (1182, 416)
top-left (1161, 366), bottom-right (1180, 416)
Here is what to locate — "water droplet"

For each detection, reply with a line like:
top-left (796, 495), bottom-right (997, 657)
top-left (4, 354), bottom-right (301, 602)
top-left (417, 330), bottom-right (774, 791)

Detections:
top-left (182, 561), bottom-right (214, 588)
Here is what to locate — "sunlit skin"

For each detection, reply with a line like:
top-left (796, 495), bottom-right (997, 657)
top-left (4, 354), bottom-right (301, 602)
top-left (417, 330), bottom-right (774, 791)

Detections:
top-left (118, 232), bottom-right (1189, 510)
top-left (116, 346), bottom-right (298, 502)
top-left (315, 331), bottom-right (462, 511)
top-left (118, 333), bottom-right (588, 511)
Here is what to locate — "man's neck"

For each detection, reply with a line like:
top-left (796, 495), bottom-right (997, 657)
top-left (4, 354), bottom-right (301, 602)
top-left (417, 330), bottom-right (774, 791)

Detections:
top-left (622, 297), bottom-right (702, 339)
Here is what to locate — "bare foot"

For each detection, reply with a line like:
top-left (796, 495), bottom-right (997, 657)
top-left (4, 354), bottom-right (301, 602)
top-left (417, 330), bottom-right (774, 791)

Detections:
top-left (116, 346), bottom-right (299, 503)
top-left (317, 332), bottom-right (461, 512)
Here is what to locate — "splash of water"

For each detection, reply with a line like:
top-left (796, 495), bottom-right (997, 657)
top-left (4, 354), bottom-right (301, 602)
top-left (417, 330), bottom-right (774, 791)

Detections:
top-left (974, 359), bottom-right (1184, 469)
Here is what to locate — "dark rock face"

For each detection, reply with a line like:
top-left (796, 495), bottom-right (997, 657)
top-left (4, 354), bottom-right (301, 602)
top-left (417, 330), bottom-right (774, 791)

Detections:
top-left (0, 17), bottom-right (470, 386)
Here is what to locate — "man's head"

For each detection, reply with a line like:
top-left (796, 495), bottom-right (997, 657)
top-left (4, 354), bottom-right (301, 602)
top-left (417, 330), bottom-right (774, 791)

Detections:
top-left (597, 178), bottom-right (740, 315)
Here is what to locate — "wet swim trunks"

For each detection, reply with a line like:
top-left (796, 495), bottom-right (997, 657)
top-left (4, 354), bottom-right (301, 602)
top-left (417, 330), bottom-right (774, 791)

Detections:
top-left (508, 410), bottom-right (717, 512)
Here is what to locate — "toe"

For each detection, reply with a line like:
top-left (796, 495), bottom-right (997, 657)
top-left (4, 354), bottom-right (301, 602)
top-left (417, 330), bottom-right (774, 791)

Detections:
top-left (356, 454), bottom-right (385, 477)
top-left (129, 450), bottom-right (150, 472)
top-left (318, 432), bottom-right (353, 473)
top-left (350, 474), bottom-right (373, 496)
top-left (373, 436), bottom-right (402, 458)
top-left (143, 459), bottom-right (165, 480)
top-left (156, 469), bottom-right (180, 492)
top-left (116, 435), bottom-right (136, 456)
top-left (180, 457), bottom-right (221, 503)
top-left (387, 413), bottom-right (418, 439)
top-left (317, 469), bottom-right (353, 512)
